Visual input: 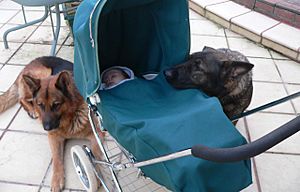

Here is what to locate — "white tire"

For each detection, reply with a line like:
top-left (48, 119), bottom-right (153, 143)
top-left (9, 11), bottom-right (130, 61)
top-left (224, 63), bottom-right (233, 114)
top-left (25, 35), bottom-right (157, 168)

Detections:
top-left (71, 145), bottom-right (98, 192)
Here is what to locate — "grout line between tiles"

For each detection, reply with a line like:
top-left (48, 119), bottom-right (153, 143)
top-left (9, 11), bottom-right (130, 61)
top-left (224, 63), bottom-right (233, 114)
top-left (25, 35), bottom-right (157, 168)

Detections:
top-left (260, 22), bottom-right (280, 37)
top-left (268, 50), bottom-right (298, 114)
top-left (228, 10), bottom-right (252, 28)
top-left (243, 117), bottom-right (262, 192)
top-left (253, 79), bottom-right (300, 86)
top-left (190, 33), bottom-right (226, 38)
top-left (223, 28), bottom-right (230, 48)
top-left (41, 185), bottom-right (86, 192)
top-left (259, 22), bottom-right (281, 44)
top-left (251, 157), bottom-right (262, 192)
top-left (253, 77), bottom-right (300, 84)
top-left (244, 109), bottom-right (297, 117)
top-left (1, 6), bottom-right (56, 64)
top-left (202, 1), bottom-right (230, 10)
top-left (3, 63), bottom-right (28, 66)
top-left (248, 55), bottom-right (290, 61)
top-left (3, 22), bottom-right (42, 64)
top-left (38, 159), bottom-right (53, 192)
top-left (5, 129), bottom-right (47, 136)
top-left (0, 179), bottom-right (40, 188)
top-left (2, 9), bottom-right (21, 25)
top-left (0, 106), bottom-right (21, 140)
top-left (0, 131), bottom-right (4, 140)
top-left (265, 151), bottom-right (300, 156)
top-left (59, 32), bottom-right (71, 47)
top-left (242, 117), bottom-right (251, 142)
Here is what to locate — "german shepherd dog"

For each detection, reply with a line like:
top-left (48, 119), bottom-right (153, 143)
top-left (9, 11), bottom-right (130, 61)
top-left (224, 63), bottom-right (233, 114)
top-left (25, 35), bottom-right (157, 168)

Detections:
top-left (164, 46), bottom-right (254, 122)
top-left (0, 57), bottom-right (102, 192)
top-left (0, 57), bottom-right (73, 118)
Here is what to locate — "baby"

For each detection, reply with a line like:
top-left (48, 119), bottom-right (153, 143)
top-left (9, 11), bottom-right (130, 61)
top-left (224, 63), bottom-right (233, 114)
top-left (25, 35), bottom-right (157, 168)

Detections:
top-left (101, 66), bottom-right (134, 90)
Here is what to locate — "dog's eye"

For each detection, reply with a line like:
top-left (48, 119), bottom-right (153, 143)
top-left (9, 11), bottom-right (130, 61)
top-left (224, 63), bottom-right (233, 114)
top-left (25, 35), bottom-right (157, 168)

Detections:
top-left (195, 59), bottom-right (202, 65)
top-left (37, 102), bottom-right (45, 111)
top-left (51, 102), bottom-right (61, 111)
top-left (26, 99), bottom-right (34, 106)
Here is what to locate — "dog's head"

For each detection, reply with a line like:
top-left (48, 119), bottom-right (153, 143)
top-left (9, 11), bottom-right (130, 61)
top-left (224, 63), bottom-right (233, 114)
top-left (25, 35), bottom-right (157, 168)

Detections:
top-left (23, 71), bottom-right (75, 132)
top-left (164, 47), bottom-right (254, 96)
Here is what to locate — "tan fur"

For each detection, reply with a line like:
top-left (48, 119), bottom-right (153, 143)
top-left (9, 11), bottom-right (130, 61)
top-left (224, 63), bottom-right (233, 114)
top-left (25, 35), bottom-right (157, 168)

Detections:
top-left (0, 59), bottom-right (52, 118)
top-left (0, 57), bottom-right (103, 192)
top-left (0, 83), bottom-right (18, 113)
top-left (23, 71), bottom-right (103, 192)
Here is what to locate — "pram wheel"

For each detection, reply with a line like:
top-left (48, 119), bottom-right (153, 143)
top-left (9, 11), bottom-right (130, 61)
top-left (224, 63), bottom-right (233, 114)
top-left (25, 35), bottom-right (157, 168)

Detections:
top-left (71, 145), bottom-right (98, 192)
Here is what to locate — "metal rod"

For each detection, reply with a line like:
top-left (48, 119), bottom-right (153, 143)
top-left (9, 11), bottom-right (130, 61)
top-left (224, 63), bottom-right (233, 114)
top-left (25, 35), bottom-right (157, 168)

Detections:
top-left (84, 146), bottom-right (110, 192)
top-left (132, 149), bottom-right (192, 168)
top-left (49, 6), bottom-right (55, 40)
top-left (88, 107), bottom-right (122, 192)
top-left (21, 5), bottom-right (27, 23)
top-left (50, 4), bottom-right (61, 56)
top-left (231, 91), bottom-right (300, 121)
top-left (3, 6), bottom-right (49, 49)
top-left (93, 160), bottom-right (115, 167)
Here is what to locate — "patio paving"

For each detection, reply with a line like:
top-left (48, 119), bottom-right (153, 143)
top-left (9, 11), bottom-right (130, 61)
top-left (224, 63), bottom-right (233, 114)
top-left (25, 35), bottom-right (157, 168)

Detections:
top-left (0, 0), bottom-right (300, 191)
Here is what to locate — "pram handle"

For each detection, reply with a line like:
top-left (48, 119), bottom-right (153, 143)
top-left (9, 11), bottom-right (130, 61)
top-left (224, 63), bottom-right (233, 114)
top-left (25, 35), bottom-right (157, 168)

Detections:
top-left (191, 116), bottom-right (300, 162)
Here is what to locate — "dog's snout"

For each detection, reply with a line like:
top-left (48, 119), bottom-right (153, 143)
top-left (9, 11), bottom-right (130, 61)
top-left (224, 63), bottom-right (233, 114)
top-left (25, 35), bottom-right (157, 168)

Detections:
top-left (164, 69), bottom-right (178, 80)
top-left (43, 122), bottom-right (52, 131)
top-left (42, 116), bottom-right (60, 131)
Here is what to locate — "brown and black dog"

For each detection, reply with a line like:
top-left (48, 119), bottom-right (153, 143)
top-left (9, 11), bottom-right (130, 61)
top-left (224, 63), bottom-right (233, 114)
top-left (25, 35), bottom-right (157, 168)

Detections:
top-left (164, 46), bottom-right (254, 122)
top-left (0, 56), bottom-right (73, 119)
top-left (0, 57), bottom-right (102, 192)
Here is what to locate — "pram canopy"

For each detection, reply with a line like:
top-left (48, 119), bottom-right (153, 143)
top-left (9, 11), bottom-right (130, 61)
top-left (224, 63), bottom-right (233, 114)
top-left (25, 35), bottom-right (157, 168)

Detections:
top-left (73, 0), bottom-right (252, 191)
top-left (73, 0), bottom-right (190, 98)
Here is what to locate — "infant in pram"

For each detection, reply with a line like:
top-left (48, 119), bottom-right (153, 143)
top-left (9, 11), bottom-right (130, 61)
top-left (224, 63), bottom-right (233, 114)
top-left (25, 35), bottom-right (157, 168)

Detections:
top-left (101, 66), bottom-right (158, 89)
top-left (101, 66), bottom-right (134, 90)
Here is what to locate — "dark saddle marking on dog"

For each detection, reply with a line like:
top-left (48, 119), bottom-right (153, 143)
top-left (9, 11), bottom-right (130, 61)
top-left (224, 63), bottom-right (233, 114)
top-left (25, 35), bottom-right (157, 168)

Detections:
top-left (38, 56), bottom-right (73, 75)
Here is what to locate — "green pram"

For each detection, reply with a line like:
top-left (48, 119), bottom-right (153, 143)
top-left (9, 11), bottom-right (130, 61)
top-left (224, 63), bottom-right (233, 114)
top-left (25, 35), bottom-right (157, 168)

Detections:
top-left (70, 0), bottom-right (300, 191)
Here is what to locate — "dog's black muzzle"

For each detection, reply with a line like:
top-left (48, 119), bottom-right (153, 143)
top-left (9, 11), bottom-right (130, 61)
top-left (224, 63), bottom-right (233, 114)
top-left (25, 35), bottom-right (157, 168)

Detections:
top-left (164, 68), bottom-right (196, 89)
top-left (42, 116), bottom-right (61, 131)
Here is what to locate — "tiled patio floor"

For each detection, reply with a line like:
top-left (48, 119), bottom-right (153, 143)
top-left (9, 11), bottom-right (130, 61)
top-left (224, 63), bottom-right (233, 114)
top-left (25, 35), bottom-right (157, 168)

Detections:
top-left (0, 0), bottom-right (300, 191)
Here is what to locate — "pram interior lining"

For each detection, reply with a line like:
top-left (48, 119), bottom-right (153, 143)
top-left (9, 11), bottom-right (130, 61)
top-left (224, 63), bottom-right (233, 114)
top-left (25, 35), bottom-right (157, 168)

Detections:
top-left (98, 0), bottom-right (190, 75)
top-left (98, 73), bottom-right (252, 192)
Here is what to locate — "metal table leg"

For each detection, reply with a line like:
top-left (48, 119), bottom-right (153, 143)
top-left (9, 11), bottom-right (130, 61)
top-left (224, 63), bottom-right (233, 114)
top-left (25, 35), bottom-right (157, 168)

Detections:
top-left (3, 6), bottom-right (49, 49)
top-left (50, 4), bottom-right (61, 56)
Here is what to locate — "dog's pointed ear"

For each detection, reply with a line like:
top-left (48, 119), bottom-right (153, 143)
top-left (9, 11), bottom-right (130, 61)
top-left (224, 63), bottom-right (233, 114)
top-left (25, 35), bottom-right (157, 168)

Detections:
top-left (228, 61), bottom-right (254, 77)
top-left (202, 46), bottom-right (217, 53)
top-left (55, 71), bottom-right (71, 97)
top-left (22, 75), bottom-right (41, 96)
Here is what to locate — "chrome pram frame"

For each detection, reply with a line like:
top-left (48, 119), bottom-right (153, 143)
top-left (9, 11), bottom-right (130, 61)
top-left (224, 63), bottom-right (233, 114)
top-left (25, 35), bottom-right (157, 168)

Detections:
top-left (70, 91), bottom-right (300, 192)
top-left (84, 94), bottom-right (192, 192)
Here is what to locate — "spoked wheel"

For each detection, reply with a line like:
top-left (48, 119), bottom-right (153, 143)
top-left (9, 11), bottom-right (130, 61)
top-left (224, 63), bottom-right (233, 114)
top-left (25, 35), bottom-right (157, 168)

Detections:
top-left (71, 145), bottom-right (98, 192)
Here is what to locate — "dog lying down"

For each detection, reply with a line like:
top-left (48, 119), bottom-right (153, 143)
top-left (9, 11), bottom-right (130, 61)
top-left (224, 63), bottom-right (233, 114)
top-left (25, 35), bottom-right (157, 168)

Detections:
top-left (164, 46), bottom-right (254, 122)
top-left (0, 56), bottom-right (103, 192)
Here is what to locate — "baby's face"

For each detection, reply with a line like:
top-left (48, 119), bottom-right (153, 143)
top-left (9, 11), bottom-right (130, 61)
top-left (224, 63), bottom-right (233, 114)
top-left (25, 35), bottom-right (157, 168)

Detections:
top-left (103, 69), bottom-right (127, 88)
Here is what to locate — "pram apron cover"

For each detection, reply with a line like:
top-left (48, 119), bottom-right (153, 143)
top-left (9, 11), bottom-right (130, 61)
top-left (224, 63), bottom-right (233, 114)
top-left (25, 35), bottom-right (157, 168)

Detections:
top-left (73, 0), bottom-right (252, 191)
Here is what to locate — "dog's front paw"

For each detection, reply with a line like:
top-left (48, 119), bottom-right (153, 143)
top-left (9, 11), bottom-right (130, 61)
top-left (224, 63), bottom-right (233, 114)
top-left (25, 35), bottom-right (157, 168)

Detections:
top-left (51, 174), bottom-right (65, 192)
top-left (27, 110), bottom-right (38, 119)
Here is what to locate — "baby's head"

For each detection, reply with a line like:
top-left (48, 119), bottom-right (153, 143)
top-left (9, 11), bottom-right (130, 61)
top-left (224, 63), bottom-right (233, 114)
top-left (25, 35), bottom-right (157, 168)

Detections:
top-left (102, 68), bottom-right (130, 88)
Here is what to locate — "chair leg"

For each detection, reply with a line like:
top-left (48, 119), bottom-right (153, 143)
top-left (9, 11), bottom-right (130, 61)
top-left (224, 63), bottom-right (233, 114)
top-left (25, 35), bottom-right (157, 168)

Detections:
top-left (3, 6), bottom-right (49, 49)
top-left (21, 5), bottom-right (27, 23)
top-left (50, 4), bottom-right (61, 56)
